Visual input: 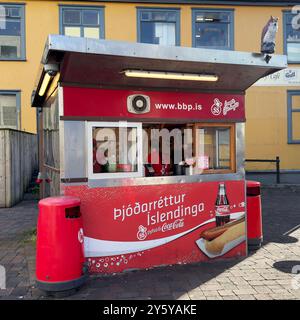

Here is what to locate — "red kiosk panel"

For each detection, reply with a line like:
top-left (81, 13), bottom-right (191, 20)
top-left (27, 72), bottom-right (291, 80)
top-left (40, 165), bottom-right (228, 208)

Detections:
top-left (65, 180), bottom-right (246, 274)
top-left (63, 87), bottom-right (245, 121)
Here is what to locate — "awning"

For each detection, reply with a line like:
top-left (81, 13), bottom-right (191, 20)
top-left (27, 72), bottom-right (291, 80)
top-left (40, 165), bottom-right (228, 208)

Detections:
top-left (31, 35), bottom-right (287, 107)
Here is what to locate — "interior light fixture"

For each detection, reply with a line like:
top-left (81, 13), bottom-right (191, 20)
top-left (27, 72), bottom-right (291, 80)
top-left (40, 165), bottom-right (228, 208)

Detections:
top-left (124, 70), bottom-right (218, 82)
top-left (38, 73), bottom-right (52, 96)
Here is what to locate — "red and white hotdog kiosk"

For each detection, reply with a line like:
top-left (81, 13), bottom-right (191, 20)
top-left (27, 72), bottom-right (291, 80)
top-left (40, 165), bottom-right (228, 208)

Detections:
top-left (32, 35), bottom-right (286, 275)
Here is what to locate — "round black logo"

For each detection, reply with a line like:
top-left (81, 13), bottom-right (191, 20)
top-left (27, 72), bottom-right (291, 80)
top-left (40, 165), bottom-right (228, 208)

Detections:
top-left (132, 95), bottom-right (148, 112)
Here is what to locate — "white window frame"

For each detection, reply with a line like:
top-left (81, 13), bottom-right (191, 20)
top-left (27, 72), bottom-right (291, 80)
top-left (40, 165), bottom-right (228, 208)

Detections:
top-left (86, 121), bottom-right (143, 180)
top-left (59, 5), bottom-right (105, 39)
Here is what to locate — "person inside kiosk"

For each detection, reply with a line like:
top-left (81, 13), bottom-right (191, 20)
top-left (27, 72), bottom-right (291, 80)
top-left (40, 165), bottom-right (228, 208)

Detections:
top-left (90, 121), bottom-right (235, 180)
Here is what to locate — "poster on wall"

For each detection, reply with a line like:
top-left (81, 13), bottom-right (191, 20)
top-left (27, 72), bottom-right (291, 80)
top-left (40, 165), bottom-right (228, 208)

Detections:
top-left (65, 180), bottom-right (246, 274)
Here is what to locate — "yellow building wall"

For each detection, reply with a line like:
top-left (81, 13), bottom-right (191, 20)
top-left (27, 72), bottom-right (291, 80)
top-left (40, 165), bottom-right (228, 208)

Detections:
top-left (245, 87), bottom-right (297, 170)
top-left (0, 1), bottom-right (299, 170)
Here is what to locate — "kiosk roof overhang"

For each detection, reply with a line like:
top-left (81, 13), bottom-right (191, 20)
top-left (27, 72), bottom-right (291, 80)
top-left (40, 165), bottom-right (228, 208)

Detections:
top-left (32, 35), bottom-right (287, 107)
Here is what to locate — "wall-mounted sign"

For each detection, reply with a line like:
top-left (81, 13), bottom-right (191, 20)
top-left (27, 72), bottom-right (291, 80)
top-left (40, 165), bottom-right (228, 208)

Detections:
top-left (63, 87), bottom-right (245, 121)
top-left (254, 68), bottom-right (300, 86)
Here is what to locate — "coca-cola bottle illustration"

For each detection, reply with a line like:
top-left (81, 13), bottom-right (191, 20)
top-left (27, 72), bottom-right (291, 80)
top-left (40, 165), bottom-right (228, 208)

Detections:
top-left (215, 182), bottom-right (230, 226)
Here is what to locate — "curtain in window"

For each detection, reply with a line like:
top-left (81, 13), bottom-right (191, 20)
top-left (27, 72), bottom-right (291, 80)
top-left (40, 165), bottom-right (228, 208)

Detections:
top-left (154, 23), bottom-right (176, 46)
top-left (0, 95), bottom-right (17, 128)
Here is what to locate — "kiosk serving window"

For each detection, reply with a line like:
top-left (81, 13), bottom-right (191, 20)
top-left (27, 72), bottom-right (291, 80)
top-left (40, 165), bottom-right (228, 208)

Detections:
top-left (87, 121), bottom-right (235, 180)
top-left (87, 122), bottom-right (143, 179)
top-left (194, 124), bottom-right (235, 174)
top-left (144, 123), bottom-right (235, 176)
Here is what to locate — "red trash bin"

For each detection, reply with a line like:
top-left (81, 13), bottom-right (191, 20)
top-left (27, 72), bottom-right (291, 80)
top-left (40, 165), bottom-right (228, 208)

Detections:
top-left (36, 196), bottom-right (87, 292)
top-left (246, 181), bottom-right (263, 250)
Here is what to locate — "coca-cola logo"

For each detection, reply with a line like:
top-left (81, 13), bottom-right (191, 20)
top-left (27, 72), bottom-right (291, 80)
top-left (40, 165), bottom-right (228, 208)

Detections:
top-left (137, 220), bottom-right (185, 240)
top-left (162, 219), bottom-right (184, 232)
top-left (215, 205), bottom-right (230, 215)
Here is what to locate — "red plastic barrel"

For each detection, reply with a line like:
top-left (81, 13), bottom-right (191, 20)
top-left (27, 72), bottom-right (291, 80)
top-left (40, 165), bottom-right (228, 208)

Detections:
top-left (36, 196), bottom-right (87, 292)
top-left (246, 181), bottom-right (263, 250)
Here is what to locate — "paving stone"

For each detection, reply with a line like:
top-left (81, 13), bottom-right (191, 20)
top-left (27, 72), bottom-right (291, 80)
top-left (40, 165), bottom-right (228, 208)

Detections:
top-left (30, 287), bottom-right (44, 299)
top-left (248, 280), bottom-right (264, 286)
top-left (254, 286), bottom-right (273, 294)
top-left (0, 288), bottom-right (13, 296)
top-left (262, 280), bottom-right (281, 286)
top-left (205, 296), bottom-right (223, 300)
top-left (190, 295), bottom-right (206, 300)
top-left (222, 295), bottom-right (239, 300)
top-left (231, 276), bottom-right (249, 284)
top-left (188, 291), bottom-right (206, 300)
top-left (202, 290), bottom-right (221, 297)
top-left (238, 294), bottom-right (256, 300)
top-left (268, 285), bottom-right (288, 293)
top-left (10, 287), bottom-right (29, 297)
top-left (216, 277), bottom-right (232, 284)
top-left (220, 284), bottom-right (239, 290)
top-left (269, 293), bottom-right (291, 300)
top-left (199, 284), bottom-right (222, 291)
top-left (233, 288), bottom-right (257, 295)
top-left (254, 293), bottom-right (273, 300)
top-left (218, 290), bottom-right (236, 296)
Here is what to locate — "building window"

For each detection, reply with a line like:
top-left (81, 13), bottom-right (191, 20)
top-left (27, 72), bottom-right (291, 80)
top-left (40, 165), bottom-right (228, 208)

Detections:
top-left (60, 6), bottom-right (104, 39)
top-left (192, 9), bottom-right (234, 50)
top-left (137, 8), bottom-right (180, 46)
top-left (283, 11), bottom-right (300, 63)
top-left (288, 91), bottom-right (300, 144)
top-left (0, 4), bottom-right (25, 60)
top-left (0, 91), bottom-right (20, 129)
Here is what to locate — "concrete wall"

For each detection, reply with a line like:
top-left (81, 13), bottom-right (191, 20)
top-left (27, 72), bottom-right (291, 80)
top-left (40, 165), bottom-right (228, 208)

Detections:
top-left (0, 129), bottom-right (38, 208)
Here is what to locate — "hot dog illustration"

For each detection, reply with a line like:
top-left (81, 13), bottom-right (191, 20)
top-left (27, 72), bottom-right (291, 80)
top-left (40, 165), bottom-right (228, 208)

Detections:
top-left (204, 220), bottom-right (245, 255)
top-left (200, 217), bottom-right (245, 241)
